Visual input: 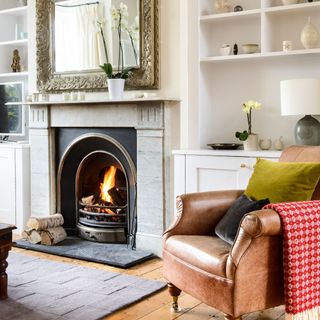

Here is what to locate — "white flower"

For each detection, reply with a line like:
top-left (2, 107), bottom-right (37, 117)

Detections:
top-left (119, 2), bottom-right (128, 17)
top-left (121, 18), bottom-right (128, 29)
top-left (127, 16), bottom-right (139, 40)
top-left (242, 100), bottom-right (262, 113)
top-left (111, 4), bottom-right (128, 30)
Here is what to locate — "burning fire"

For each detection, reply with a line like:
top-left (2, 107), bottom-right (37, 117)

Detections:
top-left (100, 166), bottom-right (117, 203)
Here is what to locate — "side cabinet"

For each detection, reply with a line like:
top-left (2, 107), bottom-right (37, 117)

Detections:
top-left (0, 144), bottom-right (30, 232)
top-left (173, 150), bottom-right (281, 215)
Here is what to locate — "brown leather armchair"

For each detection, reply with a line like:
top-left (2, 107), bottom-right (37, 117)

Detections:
top-left (163, 145), bottom-right (320, 320)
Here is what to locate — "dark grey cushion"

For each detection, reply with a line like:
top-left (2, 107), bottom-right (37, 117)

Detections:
top-left (215, 194), bottom-right (269, 245)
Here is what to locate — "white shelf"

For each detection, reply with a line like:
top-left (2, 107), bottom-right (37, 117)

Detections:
top-left (200, 48), bottom-right (320, 62)
top-left (200, 9), bottom-right (261, 23)
top-left (0, 39), bottom-right (28, 47)
top-left (0, 72), bottom-right (28, 78)
top-left (265, 2), bottom-right (320, 15)
top-left (173, 149), bottom-right (281, 158)
top-left (201, 53), bottom-right (262, 62)
top-left (0, 6), bottom-right (27, 17)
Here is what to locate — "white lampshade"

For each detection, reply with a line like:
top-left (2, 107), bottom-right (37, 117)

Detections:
top-left (280, 78), bottom-right (320, 116)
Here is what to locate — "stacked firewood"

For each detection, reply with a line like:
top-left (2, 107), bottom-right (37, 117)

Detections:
top-left (22, 213), bottom-right (67, 246)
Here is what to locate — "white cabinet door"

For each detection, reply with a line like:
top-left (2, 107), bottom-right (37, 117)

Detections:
top-left (0, 148), bottom-right (15, 224)
top-left (185, 156), bottom-right (256, 193)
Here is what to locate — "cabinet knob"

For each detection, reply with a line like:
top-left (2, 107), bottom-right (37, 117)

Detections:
top-left (240, 163), bottom-right (255, 169)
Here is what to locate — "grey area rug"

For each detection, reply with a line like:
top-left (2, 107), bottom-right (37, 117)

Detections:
top-left (14, 237), bottom-right (154, 268)
top-left (0, 252), bottom-right (166, 320)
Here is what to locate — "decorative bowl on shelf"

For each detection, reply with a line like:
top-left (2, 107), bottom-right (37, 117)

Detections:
top-left (241, 44), bottom-right (259, 54)
top-left (219, 44), bottom-right (231, 56)
top-left (207, 143), bottom-right (242, 150)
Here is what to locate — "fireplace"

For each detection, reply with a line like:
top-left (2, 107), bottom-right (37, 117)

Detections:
top-left (56, 128), bottom-right (137, 246)
top-left (29, 100), bottom-right (178, 256)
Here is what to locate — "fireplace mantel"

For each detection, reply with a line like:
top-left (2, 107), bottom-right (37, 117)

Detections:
top-left (20, 97), bottom-right (178, 106)
top-left (28, 99), bottom-right (179, 256)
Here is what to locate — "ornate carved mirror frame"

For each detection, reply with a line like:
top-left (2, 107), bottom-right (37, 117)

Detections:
top-left (36, 0), bottom-right (159, 92)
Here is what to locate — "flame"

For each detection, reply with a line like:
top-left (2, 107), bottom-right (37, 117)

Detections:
top-left (100, 166), bottom-right (117, 203)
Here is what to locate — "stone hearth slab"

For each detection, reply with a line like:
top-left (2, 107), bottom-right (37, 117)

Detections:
top-left (14, 237), bottom-right (154, 268)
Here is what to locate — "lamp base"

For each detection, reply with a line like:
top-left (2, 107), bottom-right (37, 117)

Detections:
top-left (295, 115), bottom-right (320, 145)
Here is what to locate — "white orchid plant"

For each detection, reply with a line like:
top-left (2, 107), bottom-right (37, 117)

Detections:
top-left (99, 3), bottom-right (139, 79)
top-left (235, 100), bottom-right (262, 141)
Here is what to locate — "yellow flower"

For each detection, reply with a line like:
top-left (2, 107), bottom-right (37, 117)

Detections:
top-left (242, 100), bottom-right (262, 113)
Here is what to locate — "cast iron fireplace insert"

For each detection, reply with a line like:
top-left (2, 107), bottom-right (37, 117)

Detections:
top-left (55, 128), bottom-right (137, 247)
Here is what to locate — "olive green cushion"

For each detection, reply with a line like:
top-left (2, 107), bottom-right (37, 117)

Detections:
top-left (245, 158), bottom-right (320, 203)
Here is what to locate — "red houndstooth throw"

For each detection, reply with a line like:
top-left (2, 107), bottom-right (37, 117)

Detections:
top-left (264, 201), bottom-right (320, 320)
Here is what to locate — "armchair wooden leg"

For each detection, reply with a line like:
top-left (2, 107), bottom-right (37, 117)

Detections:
top-left (167, 283), bottom-right (182, 313)
top-left (223, 314), bottom-right (242, 320)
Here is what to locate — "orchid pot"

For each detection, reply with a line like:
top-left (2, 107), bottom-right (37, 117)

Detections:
top-left (243, 134), bottom-right (259, 151)
top-left (108, 79), bottom-right (125, 99)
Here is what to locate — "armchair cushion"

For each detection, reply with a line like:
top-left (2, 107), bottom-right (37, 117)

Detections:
top-left (245, 158), bottom-right (320, 203)
top-left (215, 194), bottom-right (269, 244)
top-left (165, 235), bottom-right (231, 277)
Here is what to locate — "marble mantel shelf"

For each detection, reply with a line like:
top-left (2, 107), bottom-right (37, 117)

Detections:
top-left (9, 97), bottom-right (179, 106)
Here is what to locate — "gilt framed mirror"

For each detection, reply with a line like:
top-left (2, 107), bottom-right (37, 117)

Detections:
top-left (36, 0), bottom-right (159, 92)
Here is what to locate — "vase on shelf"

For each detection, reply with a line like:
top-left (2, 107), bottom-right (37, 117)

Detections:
top-left (301, 16), bottom-right (319, 49)
top-left (107, 79), bottom-right (125, 100)
top-left (214, 0), bottom-right (231, 13)
top-left (243, 134), bottom-right (259, 151)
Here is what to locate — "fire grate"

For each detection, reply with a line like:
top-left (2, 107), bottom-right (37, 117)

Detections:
top-left (78, 201), bottom-right (127, 228)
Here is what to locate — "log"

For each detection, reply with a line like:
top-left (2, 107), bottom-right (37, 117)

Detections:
top-left (108, 187), bottom-right (126, 206)
top-left (40, 226), bottom-right (67, 246)
top-left (81, 195), bottom-right (94, 205)
top-left (22, 229), bottom-right (42, 244)
top-left (26, 214), bottom-right (64, 231)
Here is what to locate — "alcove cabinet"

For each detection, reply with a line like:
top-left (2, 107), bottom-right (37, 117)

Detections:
top-left (0, 143), bottom-right (30, 232)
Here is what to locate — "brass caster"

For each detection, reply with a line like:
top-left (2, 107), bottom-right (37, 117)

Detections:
top-left (170, 296), bottom-right (182, 313)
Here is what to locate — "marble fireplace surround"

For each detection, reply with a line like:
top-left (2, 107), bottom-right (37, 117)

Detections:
top-left (29, 98), bottom-right (179, 256)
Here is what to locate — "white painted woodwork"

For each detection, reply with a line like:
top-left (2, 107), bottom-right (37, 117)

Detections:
top-left (0, 143), bottom-right (30, 232)
top-left (173, 150), bottom-right (281, 215)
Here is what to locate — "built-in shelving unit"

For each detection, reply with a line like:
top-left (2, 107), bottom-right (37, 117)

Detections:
top-left (0, 4), bottom-right (28, 78)
top-left (0, 71), bottom-right (28, 78)
top-left (0, 2), bottom-right (29, 144)
top-left (197, 0), bottom-right (320, 148)
top-left (200, 9), bottom-right (261, 22)
top-left (200, 1), bottom-right (320, 60)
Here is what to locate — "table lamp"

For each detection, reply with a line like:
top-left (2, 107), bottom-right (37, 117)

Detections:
top-left (280, 78), bottom-right (320, 145)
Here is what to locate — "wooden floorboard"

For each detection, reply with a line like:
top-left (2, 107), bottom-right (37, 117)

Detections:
top-left (11, 247), bottom-right (285, 320)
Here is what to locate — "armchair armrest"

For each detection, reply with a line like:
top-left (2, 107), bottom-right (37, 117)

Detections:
top-left (163, 190), bottom-right (243, 241)
top-left (226, 209), bottom-right (282, 279)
